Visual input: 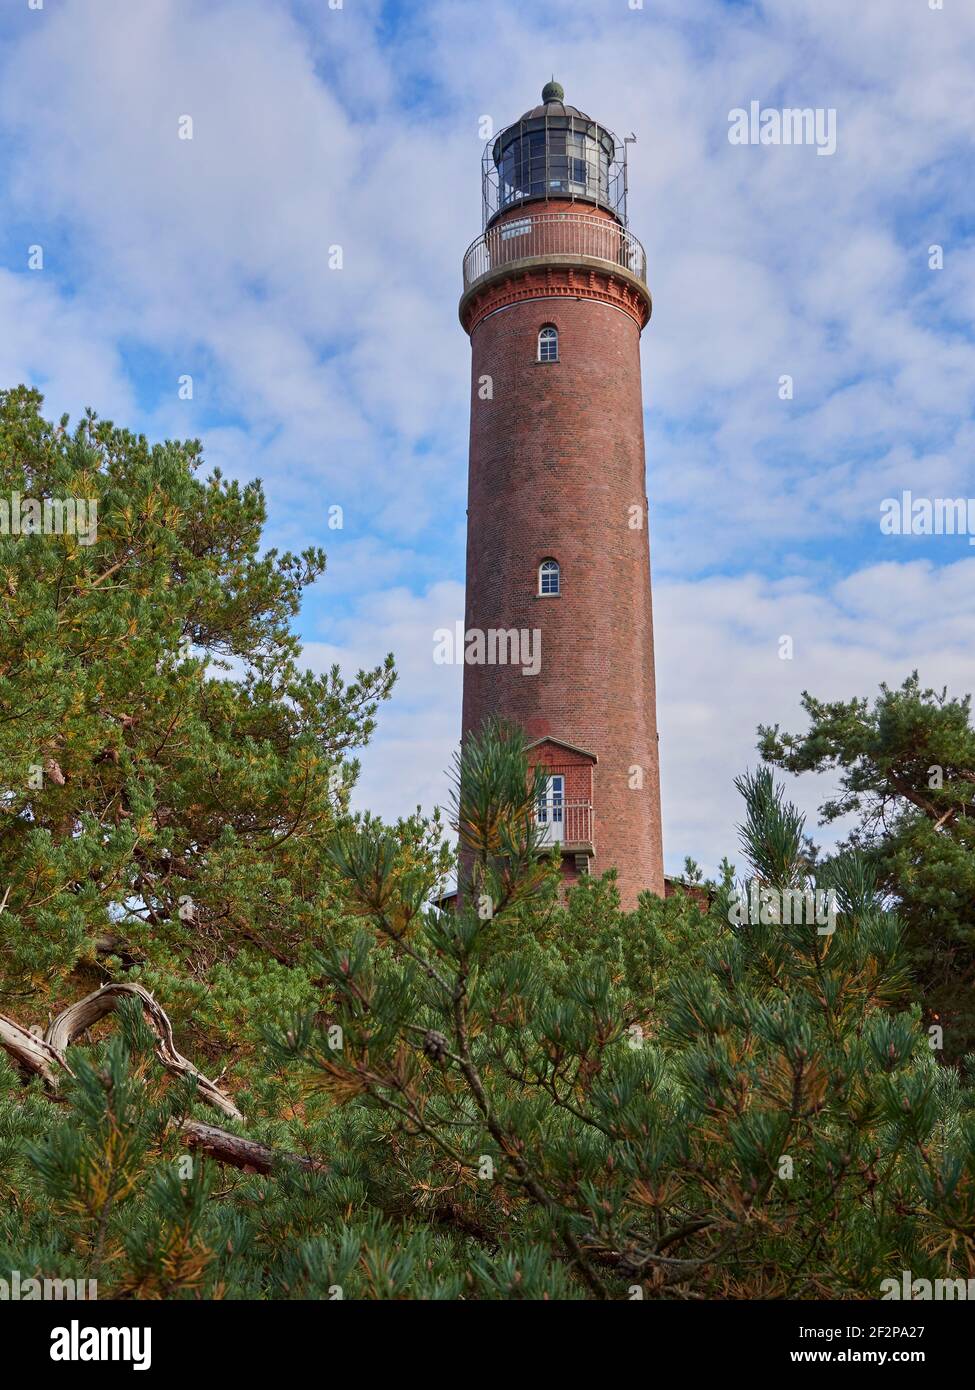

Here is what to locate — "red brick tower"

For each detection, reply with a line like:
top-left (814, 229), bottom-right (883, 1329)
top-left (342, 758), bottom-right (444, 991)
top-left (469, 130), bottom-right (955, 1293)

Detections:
top-left (459, 82), bottom-right (664, 910)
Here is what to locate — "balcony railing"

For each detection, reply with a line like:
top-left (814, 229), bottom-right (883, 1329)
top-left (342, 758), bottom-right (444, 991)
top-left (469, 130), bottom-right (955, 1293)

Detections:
top-left (462, 211), bottom-right (647, 293)
top-left (536, 799), bottom-right (593, 849)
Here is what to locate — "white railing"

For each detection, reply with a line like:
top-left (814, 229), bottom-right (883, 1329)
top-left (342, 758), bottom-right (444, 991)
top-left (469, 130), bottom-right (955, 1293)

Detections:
top-left (536, 799), bottom-right (593, 847)
top-left (463, 211), bottom-right (647, 293)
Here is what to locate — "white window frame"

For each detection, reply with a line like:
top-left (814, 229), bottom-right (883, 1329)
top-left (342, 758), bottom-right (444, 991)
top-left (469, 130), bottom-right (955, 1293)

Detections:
top-left (537, 775), bottom-right (565, 839)
top-left (538, 326), bottom-right (558, 363)
top-left (539, 559), bottom-right (560, 596)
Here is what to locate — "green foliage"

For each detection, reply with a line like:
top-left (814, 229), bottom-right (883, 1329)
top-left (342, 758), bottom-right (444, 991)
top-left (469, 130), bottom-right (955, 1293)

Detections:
top-left (264, 721), bottom-right (975, 1298)
top-left (4, 633), bottom-right (973, 1299)
top-left (2, 391), bottom-right (974, 1299)
top-left (0, 384), bottom-right (399, 1010)
top-left (759, 673), bottom-right (975, 1056)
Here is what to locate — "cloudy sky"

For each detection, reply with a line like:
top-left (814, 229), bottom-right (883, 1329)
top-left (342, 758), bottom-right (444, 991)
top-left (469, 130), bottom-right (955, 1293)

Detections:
top-left (1, 0), bottom-right (973, 877)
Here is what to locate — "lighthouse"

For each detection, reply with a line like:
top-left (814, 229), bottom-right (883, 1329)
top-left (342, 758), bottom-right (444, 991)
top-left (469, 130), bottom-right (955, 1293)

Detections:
top-left (459, 82), bottom-right (664, 910)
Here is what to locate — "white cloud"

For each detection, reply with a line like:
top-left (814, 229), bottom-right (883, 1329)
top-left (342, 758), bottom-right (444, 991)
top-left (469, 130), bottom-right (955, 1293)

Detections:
top-left (0, 271), bottom-right (133, 421)
top-left (302, 580), bottom-right (464, 825)
top-left (656, 557), bottom-right (975, 875)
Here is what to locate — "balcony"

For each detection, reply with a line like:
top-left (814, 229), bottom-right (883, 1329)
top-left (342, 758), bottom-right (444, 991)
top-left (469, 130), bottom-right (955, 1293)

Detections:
top-left (462, 210), bottom-right (648, 295)
top-left (535, 798), bottom-right (594, 856)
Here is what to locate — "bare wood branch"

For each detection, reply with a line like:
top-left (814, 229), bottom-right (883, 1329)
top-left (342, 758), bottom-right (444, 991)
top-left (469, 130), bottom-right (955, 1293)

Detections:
top-left (0, 1012), bottom-right (65, 1089)
top-left (180, 1119), bottom-right (327, 1174)
top-left (43, 982), bottom-right (242, 1120)
top-left (0, 987), bottom-right (326, 1173)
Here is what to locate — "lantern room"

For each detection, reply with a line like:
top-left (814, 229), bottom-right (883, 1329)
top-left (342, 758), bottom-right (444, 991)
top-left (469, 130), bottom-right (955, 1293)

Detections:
top-left (482, 81), bottom-right (629, 229)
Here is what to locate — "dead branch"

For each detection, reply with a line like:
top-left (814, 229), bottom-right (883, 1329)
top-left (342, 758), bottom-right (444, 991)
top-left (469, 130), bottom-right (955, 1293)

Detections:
top-left (180, 1119), bottom-right (326, 1174)
top-left (0, 1011), bottom-right (64, 1089)
top-left (0, 983), bottom-right (325, 1174)
top-left (43, 982), bottom-right (241, 1119)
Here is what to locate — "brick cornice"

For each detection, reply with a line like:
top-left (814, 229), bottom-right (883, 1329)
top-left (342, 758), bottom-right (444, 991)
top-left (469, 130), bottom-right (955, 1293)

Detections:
top-left (460, 257), bottom-right (652, 334)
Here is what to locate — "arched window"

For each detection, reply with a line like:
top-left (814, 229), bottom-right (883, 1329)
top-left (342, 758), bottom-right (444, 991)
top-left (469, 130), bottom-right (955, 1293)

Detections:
top-left (537, 326), bottom-right (559, 363)
top-left (539, 559), bottom-right (560, 596)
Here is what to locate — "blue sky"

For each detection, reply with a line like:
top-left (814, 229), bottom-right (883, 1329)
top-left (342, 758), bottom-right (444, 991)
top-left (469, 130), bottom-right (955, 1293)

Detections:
top-left (1, 0), bottom-right (973, 875)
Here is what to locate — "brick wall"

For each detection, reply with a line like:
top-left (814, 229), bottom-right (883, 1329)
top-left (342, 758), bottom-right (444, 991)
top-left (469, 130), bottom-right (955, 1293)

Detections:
top-left (460, 225), bottom-right (665, 909)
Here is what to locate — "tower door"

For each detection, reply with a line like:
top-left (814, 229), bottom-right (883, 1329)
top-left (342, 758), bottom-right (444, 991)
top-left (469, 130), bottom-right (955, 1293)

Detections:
top-left (537, 775), bottom-right (565, 842)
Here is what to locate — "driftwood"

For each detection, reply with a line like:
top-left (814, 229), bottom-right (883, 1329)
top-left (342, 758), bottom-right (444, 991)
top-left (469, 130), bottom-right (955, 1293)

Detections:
top-left (0, 982), bottom-right (325, 1173)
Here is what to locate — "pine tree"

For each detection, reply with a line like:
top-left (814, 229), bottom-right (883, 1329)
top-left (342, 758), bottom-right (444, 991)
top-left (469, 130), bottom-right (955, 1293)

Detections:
top-left (0, 384), bottom-right (406, 1057)
top-left (759, 673), bottom-right (975, 1056)
top-left (272, 721), bottom-right (975, 1298)
top-left (2, 389), bottom-right (974, 1300)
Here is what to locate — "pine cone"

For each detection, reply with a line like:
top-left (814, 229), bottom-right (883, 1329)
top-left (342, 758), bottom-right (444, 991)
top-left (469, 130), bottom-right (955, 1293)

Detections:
top-left (422, 1030), bottom-right (449, 1063)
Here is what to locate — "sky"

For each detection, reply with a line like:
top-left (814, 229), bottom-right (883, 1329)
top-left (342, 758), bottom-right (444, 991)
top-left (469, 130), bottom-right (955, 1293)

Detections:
top-left (1, 0), bottom-right (973, 878)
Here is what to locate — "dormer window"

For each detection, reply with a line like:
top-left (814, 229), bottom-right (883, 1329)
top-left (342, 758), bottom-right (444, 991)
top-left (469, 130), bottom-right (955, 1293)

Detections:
top-left (538, 326), bottom-right (558, 363)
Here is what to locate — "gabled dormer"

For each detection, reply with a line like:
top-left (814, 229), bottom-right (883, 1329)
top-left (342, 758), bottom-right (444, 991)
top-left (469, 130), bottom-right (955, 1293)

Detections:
top-left (525, 737), bottom-right (596, 867)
